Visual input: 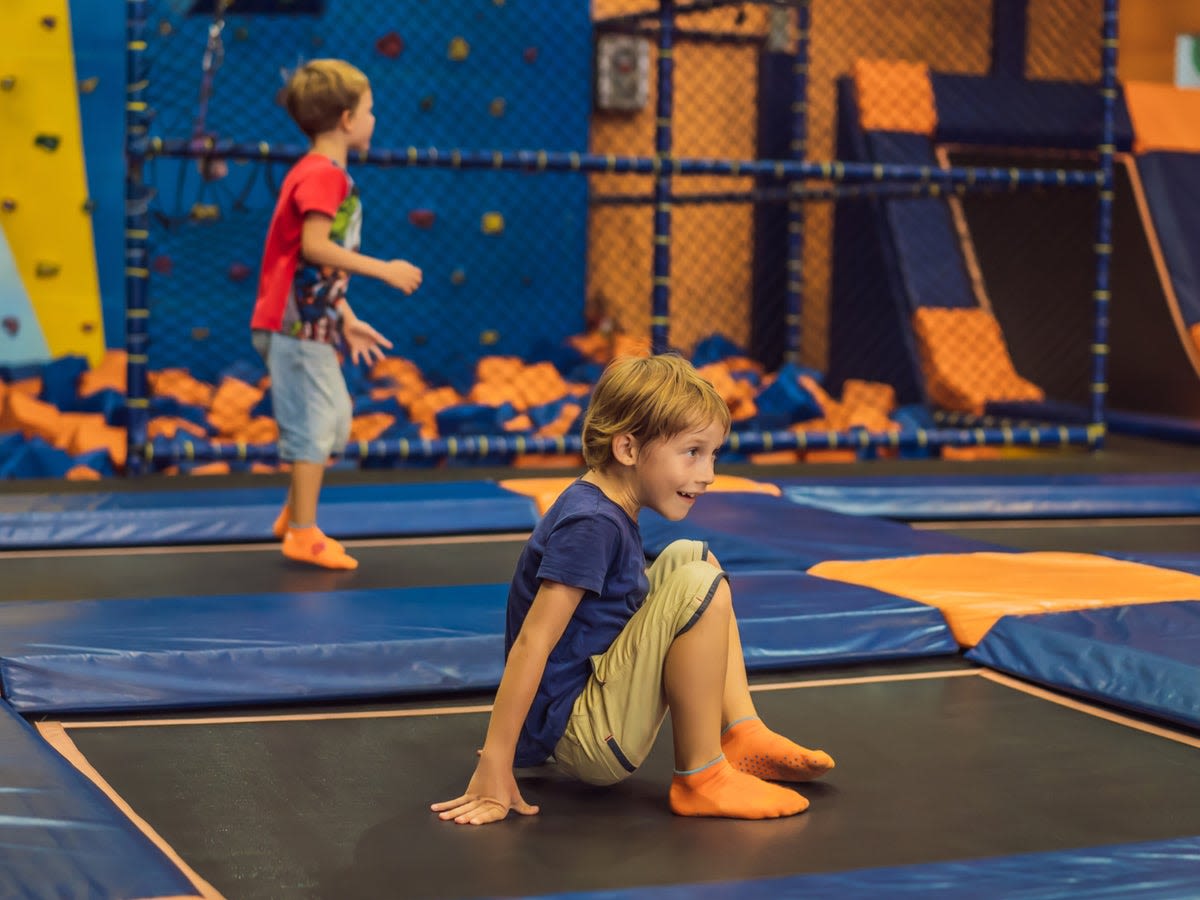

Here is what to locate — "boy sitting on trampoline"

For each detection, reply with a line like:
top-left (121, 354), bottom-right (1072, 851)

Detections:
top-left (433, 354), bottom-right (834, 824)
top-left (251, 59), bottom-right (422, 570)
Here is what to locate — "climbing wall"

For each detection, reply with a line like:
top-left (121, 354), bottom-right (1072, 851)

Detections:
top-left (0, 0), bottom-right (105, 367)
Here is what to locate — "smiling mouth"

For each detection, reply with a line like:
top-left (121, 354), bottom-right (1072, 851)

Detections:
top-left (678, 491), bottom-right (698, 500)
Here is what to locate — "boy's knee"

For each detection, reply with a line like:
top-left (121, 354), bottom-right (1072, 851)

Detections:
top-left (671, 561), bottom-right (729, 635)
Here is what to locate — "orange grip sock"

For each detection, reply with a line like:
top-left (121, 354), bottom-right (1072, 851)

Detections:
top-left (721, 717), bottom-right (835, 782)
top-left (282, 525), bottom-right (358, 570)
top-left (272, 505), bottom-right (289, 540)
top-left (669, 757), bottom-right (808, 819)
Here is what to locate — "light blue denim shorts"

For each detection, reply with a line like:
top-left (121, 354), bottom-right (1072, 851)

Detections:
top-left (254, 330), bottom-right (352, 463)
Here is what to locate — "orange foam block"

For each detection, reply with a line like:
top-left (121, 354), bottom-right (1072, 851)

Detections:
top-left (810, 551), bottom-right (1200, 647)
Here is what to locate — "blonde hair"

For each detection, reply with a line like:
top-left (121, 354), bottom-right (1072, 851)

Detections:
top-left (284, 59), bottom-right (370, 139)
top-left (582, 354), bottom-right (731, 471)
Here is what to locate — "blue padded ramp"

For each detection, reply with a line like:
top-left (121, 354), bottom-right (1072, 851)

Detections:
top-left (0, 703), bottom-right (199, 899)
top-left (0, 480), bottom-right (539, 548)
top-left (777, 473), bottom-right (1200, 520)
top-left (535, 835), bottom-right (1200, 899)
top-left (0, 574), bottom-right (954, 714)
top-left (967, 601), bottom-right (1200, 731)
top-left (1137, 152), bottom-right (1200, 329)
top-left (641, 493), bottom-right (1001, 571)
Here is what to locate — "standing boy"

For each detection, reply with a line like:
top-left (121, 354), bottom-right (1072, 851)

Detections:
top-left (251, 59), bottom-right (421, 570)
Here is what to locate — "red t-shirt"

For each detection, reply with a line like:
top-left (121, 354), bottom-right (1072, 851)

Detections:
top-left (251, 153), bottom-right (362, 343)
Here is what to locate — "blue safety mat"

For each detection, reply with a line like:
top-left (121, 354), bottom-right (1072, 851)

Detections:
top-left (0, 480), bottom-right (539, 548)
top-left (775, 473), bottom-right (1200, 520)
top-left (641, 493), bottom-right (1001, 571)
top-left (0, 575), bottom-right (954, 714)
top-left (0, 703), bottom-right (199, 900)
top-left (538, 835), bottom-right (1200, 899)
top-left (967, 601), bottom-right (1200, 731)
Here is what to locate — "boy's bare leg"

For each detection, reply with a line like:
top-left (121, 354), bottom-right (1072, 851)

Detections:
top-left (665, 581), bottom-right (807, 819)
top-left (718, 604), bottom-right (835, 782)
top-left (272, 485), bottom-right (293, 539)
top-left (288, 461), bottom-right (323, 527)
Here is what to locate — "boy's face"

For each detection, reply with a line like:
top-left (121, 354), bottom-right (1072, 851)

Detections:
top-left (631, 417), bottom-right (725, 522)
top-left (346, 89), bottom-right (376, 153)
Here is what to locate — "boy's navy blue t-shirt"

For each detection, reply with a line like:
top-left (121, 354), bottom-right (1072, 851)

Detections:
top-left (507, 479), bottom-right (649, 767)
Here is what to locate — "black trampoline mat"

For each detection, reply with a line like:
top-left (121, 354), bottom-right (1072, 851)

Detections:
top-left (53, 668), bottom-right (1200, 900)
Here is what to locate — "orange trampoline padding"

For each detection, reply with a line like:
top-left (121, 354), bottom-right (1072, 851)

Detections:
top-left (1125, 81), bottom-right (1200, 155)
top-left (809, 551), bottom-right (1200, 647)
top-left (911, 307), bottom-right (1043, 415)
top-left (500, 474), bottom-right (782, 516)
top-left (852, 59), bottom-right (937, 136)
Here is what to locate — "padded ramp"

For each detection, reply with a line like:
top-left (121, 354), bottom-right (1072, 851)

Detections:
top-left (0, 480), bottom-right (540, 548)
top-left (0, 574), bottom-right (954, 714)
top-left (777, 473), bottom-right (1200, 520)
top-left (968, 601), bottom-right (1200, 731)
top-left (1105, 553), bottom-right (1200, 578)
top-left (0, 702), bottom-right (200, 899)
top-left (811, 551), bottom-right (1200, 647)
top-left (536, 836), bottom-right (1200, 900)
top-left (640, 492), bottom-right (1000, 572)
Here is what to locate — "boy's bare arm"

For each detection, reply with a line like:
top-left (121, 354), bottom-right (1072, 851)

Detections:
top-left (300, 214), bottom-right (422, 293)
top-left (432, 581), bottom-right (583, 825)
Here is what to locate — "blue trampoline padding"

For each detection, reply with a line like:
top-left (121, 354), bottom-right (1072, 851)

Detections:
top-left (775, 473), bottom-right (1200, 520)
top-left (533, 836), bottom-right (1200, 899)
top-left (641, 493), bottom-right (1001, 571)
top-left (0, 480), bottom-right (539, 548)
top-left (0, 703), bottom-right (199, 899)
top-left (1137, 152), bottom-right (1200, 328)
top-left (0, 574), bottom-right (953, 714)
top-left (967, 601), bottom-right (1200, 731)
top-left (987, 400), bottom-right (1200, 445)
top-left (932, 74), bottom-right (1135, 151)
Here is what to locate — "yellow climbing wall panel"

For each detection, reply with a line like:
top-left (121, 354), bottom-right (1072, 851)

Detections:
top-left (0, 0), bottom-right (105, 364)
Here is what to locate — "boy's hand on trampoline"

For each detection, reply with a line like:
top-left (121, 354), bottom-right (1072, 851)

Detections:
top-left (380, 260), bottom-right (422, 294)
top-left (342, 318), bottom-right (393, 366)
top-left (431, 757), bottom-right (539, 825)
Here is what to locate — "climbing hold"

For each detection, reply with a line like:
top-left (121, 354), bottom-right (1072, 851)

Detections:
top-left (413, 334), bottom-right (428, 347)
top-left (234, 26), bottom-right (249, 41)
top-left (81, 198), bottom-right (95, 214)
top-left (79, 77), bottom-right (99, 94)
top-left (35, 262), bottom-right (61, 278)
top-left (2, 317), bottom-right (19, 337)
top-left (448, 37), bottom-right (470, 61)
top-left (1, 198), bottom-right (16, 213)
top-left (192, 327), bottom-right (211, 341)
top-left (158, 20), bottom-right (172, 37)
top-left (419, 94), bottom-right (435, 112)
top-left (451, 268), bottom-right (467, 286)
top-left (227, 262), bottom-right (253, 282)
top-left (81, 321), bottom-right (96, 334)
top-left (1, 76), bottom-right (16, 91)
top-left (480, 330), bottom-right (500, 346)
top-left (190, 203), bottom-right (220, 221)
top-left (523, 47), bottom-right (538, 64)
top-left (376, 31), bottom-right (404, 59)
top-left (40, 15), bottom-right (57, 29)
top-left (408, 209), bottom-right (436, 229)
top-left (198, 156), bottom-right (229, 181)
top-left (34, 134), bottom-right (61, 152)
top-left (151, 256), bottom-right (173, 275)
top-left (481, 212), bottom-right (504, 235)
top-left (489, 97), bottom-right (506, 117)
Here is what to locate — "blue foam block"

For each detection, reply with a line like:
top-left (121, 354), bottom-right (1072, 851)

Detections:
top-left (967, 601), bottom-right (1200, 730)
top-left (0, 573), bottom-right (954, 714)
top-left (0, 480), bottom-right (539, 548)
top-left (537, 836), bottom-right (1200, 899)
top-left (776, 473), bottom-right (1200, 520)
top-left (641, 493), bottom-right (1000, 571)
top-left (0, 703), bottom-right (197, 899)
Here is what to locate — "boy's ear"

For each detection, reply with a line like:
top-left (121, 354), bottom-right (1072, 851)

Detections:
top-left (338, 107), bottom-right (355, 132)
top-left (611, 433), bottom-right (638, 466)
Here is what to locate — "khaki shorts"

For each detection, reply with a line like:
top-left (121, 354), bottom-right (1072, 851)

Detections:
top-left (552, 539), bottom-right (728, 785)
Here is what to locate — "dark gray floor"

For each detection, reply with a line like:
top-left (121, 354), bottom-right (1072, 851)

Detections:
top-left (65, 667), bottom-right (1200, 900)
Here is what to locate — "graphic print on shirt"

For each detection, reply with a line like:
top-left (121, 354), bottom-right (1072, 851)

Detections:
top-left (283, 182), bottom-right (362, 343)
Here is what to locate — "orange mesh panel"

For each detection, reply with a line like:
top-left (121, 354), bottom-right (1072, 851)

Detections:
top-left (1025, 0), bottom-right (1101, 82)
top-left (811, 551), bottom-right (1200, 647)
top-left (1125, 81), bottom-right (1200, 154)
top-left (852, 59), bottom-right (937, 135)
top-left (911, 307), bottom-right (1043, 415)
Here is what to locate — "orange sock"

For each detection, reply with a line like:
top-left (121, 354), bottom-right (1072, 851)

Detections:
top-left (669, 757), bottom-right (808, 819)
top-left (282, 525), bottom-right (358, 570)
top-left (721, 717), bottom-right (834, 782)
